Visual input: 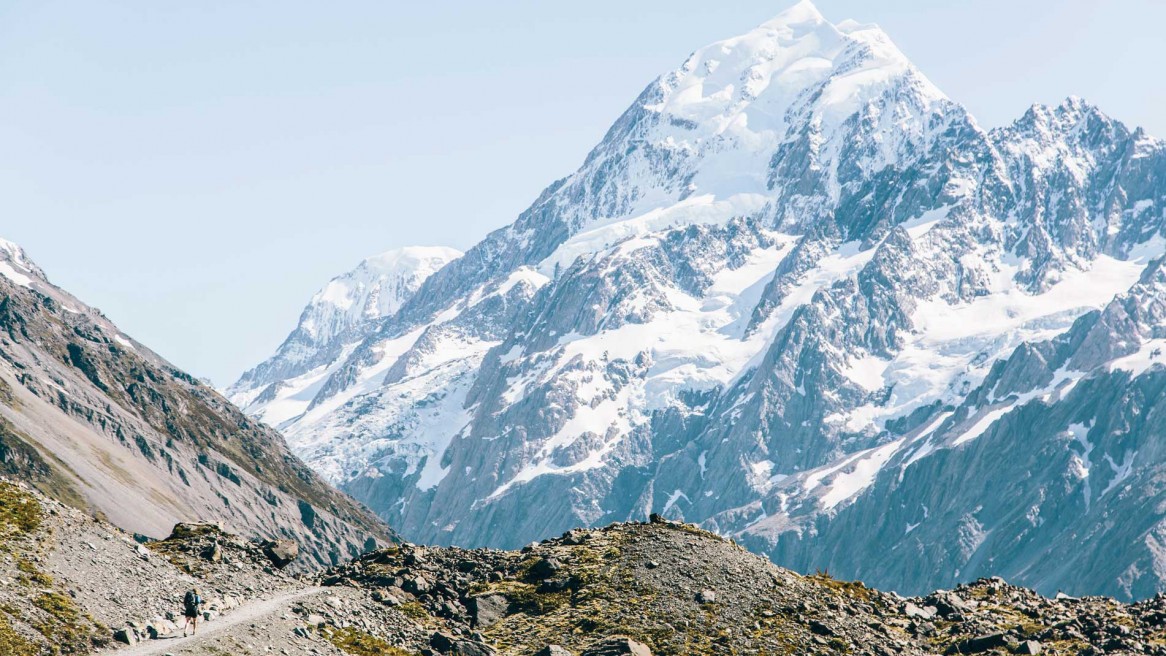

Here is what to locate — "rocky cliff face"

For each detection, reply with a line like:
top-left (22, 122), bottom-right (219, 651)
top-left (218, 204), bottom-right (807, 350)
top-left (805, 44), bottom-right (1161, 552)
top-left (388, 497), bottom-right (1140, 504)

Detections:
top-left (233, 1), bottom-right (1166, 599)
top-left (0, 238), bottom-right (393, 567)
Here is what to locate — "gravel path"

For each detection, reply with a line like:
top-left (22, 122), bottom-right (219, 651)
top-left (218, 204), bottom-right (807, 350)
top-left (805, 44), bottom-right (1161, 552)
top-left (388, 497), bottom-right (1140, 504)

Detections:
top-left (105, 587), bottom-right (327, 656)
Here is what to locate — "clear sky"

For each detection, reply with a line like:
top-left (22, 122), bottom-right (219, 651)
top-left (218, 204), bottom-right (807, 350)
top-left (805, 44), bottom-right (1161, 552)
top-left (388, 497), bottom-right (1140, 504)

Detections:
top-left (2, 1), bottom-right (1163, 386)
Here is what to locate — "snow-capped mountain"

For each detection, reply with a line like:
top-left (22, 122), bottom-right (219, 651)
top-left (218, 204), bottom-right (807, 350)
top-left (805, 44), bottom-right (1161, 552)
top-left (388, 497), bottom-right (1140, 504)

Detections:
top-left (234, 1), bottom-right (1166, 598)
top-left (229, 246), bottom-right (462, 426)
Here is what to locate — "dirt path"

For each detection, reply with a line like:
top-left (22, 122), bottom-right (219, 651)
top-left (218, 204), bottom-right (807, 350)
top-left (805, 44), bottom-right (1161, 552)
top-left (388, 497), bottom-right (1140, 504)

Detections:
top-left (106, 587), bottom-right (327, 656)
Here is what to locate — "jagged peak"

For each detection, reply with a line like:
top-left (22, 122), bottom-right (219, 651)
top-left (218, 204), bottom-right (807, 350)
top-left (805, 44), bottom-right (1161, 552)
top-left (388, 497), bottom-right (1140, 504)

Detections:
top-left (357, 245), bottom-right (464, 275)
top-left (758, 0), bottom-right (827, 30)
top-left (652, 1), bottom-right (947, 137)
top-left (310, 245), bottom-right (461, 310)
top-left (0, 237), bottom-right (46, 288)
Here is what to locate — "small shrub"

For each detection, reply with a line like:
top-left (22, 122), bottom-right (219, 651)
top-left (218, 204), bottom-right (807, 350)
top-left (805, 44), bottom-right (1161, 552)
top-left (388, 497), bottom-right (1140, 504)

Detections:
top-left (322, 626), bottom-right (415, 656)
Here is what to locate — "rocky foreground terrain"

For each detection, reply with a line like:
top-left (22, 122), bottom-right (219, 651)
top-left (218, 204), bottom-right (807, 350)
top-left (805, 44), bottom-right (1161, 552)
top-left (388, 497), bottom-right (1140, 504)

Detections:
top-left (3, 477), bottom-right (1166, 656)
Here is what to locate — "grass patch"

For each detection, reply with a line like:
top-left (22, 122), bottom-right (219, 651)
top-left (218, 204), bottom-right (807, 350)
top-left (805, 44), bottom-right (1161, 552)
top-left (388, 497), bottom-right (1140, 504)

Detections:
top-left (321, 626), bottom-right (415, 656)
top-left (16, 557), bottom-right (53, 587)
top-left (0, 613), bottom-right (38, 656)
top-left (0, 482), bottom-right (42, 540)
top-left (396, 601), bottom-right (431, 622)
top-left (32, 590), bottom-right (95, 651)
top-left (807, 570), bottom-right (873, 602)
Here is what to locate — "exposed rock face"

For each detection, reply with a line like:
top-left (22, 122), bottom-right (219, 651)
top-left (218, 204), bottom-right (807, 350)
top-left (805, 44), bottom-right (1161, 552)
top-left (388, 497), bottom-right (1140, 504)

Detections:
top-left (0, 240), bottom-right (393, 568)
top-left (231, 2), bottom-right (1166, 599)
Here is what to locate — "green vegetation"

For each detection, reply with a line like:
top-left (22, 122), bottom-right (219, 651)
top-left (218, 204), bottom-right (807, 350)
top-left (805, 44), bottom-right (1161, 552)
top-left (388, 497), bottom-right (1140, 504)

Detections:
top-left (321, 626), bottom-right (416, 656)
top-left (16, 556), bottom-right (53, 587)
top-left (0, 613), bottom-right (38, 656)
top-left (0, 482), bottom-right (43, 541)
top-left (807, 570), bottom-right (873, 602)
top-left (396, 601), bottom-right (431, 622)
top-left (31, 590), bottom-right (98, 653)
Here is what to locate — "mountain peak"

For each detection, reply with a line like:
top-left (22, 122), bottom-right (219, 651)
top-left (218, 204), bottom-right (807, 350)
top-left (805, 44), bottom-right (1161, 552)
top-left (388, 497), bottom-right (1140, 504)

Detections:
top-left (656, 2), bottom-right (944, 137)
top-left (0, 237), bottom-right (45, 288)
top-left (308, 245), bottom-right (461, 322)
top-left (759, 0), bottom-right (826, 30)
top-left (357, 245), bottom-right (464, 279)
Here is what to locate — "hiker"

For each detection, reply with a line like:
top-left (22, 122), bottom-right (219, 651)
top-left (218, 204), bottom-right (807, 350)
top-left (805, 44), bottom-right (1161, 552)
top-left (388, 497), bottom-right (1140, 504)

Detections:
top-left (182, 587), bottom-right (202, 636)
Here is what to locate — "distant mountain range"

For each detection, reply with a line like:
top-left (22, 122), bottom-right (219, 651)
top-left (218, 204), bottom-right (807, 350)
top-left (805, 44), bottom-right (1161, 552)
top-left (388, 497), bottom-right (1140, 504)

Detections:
top-left (229, 1), bottom-right (1166, 599)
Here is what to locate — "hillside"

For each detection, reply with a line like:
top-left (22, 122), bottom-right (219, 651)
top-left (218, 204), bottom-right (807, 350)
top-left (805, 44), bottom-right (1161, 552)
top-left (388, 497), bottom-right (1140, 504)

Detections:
top-left (0, 238), bottom-right (392, 567)
top-left (4, 480), bottom-right (1165, 656)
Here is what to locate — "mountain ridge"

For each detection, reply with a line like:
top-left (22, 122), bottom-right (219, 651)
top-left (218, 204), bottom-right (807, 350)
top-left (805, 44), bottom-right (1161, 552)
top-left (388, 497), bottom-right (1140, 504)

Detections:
top-left (231, 1), bottom-right (1166, 599)
top-left (0, 237), bottom-right (393, 567)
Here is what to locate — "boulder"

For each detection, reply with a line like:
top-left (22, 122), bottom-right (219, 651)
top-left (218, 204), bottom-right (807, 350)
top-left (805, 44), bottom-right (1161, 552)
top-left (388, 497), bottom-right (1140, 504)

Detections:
top-left (1015, 641), bottom-right (1042, 655)
top-left (904, 602), bottom-right (937, 619)
top-left (431, 631), bottom-right (456, 653)
top-left (927, 591), bottom-right (974, 619)
top-left (944, 632), bottom-right (1007, 655)
top-left (454, 641), bottom-right (498, 656)
top-left (202, 541), bottom-right (222, 563)
top-left (404, 575), bottom-right (433, 595)
top-left (696, 589), bottom-right (716, 604)
top-left (582, 636), bottom-right (652, 656)
top-left (536, 647), bottom-right (575, 656)
top-left (468, 594), bottom-right (510, 628)
top-left (262, 539), bottom-right (299, 568)
top-left (113, 628), bottom-right (137, 645)
top-left (528, 557), bottom-right (563, 580)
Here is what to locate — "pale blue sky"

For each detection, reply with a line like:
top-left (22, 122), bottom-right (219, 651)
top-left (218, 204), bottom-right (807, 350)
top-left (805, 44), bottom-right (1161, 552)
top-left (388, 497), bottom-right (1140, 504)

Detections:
top-left (2, 1), bottom-right (1163, 386)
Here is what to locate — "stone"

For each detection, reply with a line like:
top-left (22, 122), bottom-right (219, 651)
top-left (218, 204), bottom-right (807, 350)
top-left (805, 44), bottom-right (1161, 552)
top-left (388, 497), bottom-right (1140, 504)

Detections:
top-left (113, 628), bottom-right (137, 645)
top-left (696, 589), bottom-right (716, 604)
top-left (305, 614), bottom-right (327, 627)
top-left (405, 575), bottom-right (433, 595)
top-left (1015, 641), bottom-right (1042, 655)
top-left (808, 620), bottom-right (833, 636)
top-left (431, 631), bottom-right (456, 653)
top-left (944, 632), bottom-right (1007, 654)
top-left (528, 557), bottom-right (563, 580)
top-left (581, 636), bottom-right (653, 656)
top-left (262, 539), bottom-right (299, 568)
top-left (904, 602), bottom-right (937, 619)
top-left (468, 594), bottom-right (510, 628)
top-left (453, 641), bottom-right (498, 656)
top-left (536, 647), bottom-right (575, 656)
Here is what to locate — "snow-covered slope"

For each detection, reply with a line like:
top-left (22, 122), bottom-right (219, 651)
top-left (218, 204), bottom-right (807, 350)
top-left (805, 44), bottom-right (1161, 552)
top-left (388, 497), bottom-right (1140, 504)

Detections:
top-left (233, 1), bottom-right (1166, 598)
top-left (228, 246), bottom-right (461, 426)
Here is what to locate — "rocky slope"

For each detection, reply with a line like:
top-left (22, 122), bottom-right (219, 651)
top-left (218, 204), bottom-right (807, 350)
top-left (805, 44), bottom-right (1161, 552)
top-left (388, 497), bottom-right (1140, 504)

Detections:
top-left (6, 478), bottom-right (1166, 656)
top-left (233, 2), bottom-right (1166, 599)
top-left (0, 238), bottom-right (392, 567)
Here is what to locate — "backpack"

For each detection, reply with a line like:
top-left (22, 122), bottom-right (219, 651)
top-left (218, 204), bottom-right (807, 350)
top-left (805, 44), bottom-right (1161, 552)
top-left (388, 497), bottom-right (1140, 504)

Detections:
top-left (184, 590), bottom-right (200, 612)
